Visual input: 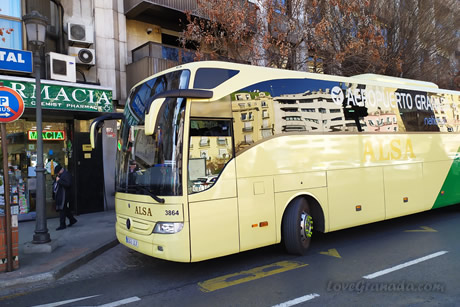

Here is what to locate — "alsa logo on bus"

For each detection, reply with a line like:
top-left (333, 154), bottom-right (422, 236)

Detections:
top-left (135, 206), bottom-right (152, 216)
top-left (363, 138), bottom-right (416, 162)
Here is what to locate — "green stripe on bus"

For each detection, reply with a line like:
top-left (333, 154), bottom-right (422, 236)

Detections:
top-left (432, 149), bottom-right (460, 209)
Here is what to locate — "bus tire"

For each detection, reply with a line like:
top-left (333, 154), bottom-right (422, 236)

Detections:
top-left (282, 197), bottom-right (313, 255)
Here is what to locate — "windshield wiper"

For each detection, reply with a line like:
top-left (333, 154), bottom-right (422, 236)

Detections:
top-left (118, 185), bottom-right (165, 203)
top-left (138, 185), bottom-right (165, 203)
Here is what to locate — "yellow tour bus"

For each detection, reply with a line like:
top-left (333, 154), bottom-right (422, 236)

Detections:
top-left (91, 61), bottom-right (460, 262)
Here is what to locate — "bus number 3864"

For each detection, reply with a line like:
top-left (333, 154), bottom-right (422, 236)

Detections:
top-left (165, 210), bottom-right (179, 216)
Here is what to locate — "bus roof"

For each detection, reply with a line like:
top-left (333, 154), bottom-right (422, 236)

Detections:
top-left (132, 61), bottom-right (458, 97)
top-left (352, 73), bottom-right (439, 89)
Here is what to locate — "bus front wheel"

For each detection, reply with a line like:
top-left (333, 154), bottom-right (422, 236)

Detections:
top-left (282, 197), bottom-right (313, 255)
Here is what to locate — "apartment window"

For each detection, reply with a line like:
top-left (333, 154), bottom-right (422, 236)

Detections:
top-left (262, 119), bottom-right (269, 128)
top-left (241, 113), bottom-right (247, 120)
top-left (282, 108), bottom-right (298, 112)
top-left (217, 137), bottom-right (226, 145)
top-left (261, 101), bottom-right (268, 107)
top-left (284, 116), bottom-right (301, 121)
top-left (305, 118), bottom-right (319, 124)
top-left (262, 110), bottom-right (269, 118)
top-left (244, 134), bottom-right (253, 143)
top-left (219, 149), bottom-right (228, 158)
top-left (330, 109), bottom-right (341, 113)
top-left (261, 129), bottom-right (272, 138)
top-left (200, 137), bottom-right (209, 147)
top-left (200, 150), bottom-right (209, 160)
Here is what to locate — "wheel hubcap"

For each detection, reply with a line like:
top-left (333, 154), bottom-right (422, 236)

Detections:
top-left (300, 212), bottom-right (313, 242)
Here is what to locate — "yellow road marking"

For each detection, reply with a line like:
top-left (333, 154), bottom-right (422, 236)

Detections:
top-left (198, 260), bottom-right (308, 292)
top-left (319, 248), bottom-right (342, 258)
top-left (404, 226), bottom-right (437, 233)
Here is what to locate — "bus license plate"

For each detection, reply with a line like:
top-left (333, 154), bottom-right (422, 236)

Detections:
top-left (125, 236), bottom-right (138, 247)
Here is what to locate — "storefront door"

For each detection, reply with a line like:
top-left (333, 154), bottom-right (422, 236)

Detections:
top-left (73, 132), bottom-right (104, 214)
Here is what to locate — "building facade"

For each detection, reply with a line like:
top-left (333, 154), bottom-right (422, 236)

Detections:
top-left (0, 0), bottom-right (122, 218)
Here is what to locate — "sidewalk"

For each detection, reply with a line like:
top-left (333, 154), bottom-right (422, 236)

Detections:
top-left (0, 210), bottom-right (118, 290)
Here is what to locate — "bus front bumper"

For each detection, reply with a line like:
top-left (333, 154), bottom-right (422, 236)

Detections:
top-left (116, 220), bottom-right (191, 262)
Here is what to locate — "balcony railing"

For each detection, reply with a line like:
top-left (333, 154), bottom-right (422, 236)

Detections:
top-left (125, 0), bottom-right (198, 16)
top-left (132, 41), bottom-right (196, 64)
top-left (126, 41), bottom-right (247, 93)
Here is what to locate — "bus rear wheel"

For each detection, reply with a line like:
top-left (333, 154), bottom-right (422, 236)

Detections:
top-left (282, 197), bottom-right (313, 255)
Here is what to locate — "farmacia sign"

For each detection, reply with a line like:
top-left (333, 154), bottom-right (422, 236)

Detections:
top-left (0, 76), bottom-right (113, 112)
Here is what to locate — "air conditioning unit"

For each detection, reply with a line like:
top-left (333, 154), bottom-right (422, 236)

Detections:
top-left (46, 52), bottom-right (76, 83)
top-left (68, 23), bottom-right (94, 46)
top-left (68, 47), bottom-right (96, 65)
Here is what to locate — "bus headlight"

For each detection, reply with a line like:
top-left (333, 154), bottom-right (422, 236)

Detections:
top-left (153, 222), bottom-right (184, 234)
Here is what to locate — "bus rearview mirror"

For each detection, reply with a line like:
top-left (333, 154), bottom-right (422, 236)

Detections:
top-left (145, 98), bottom-right (166, 135)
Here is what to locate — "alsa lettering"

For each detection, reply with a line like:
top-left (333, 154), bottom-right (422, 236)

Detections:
top-left (134, 206), bottom-right (152, 216)
top-left (363, 139), bottom-right (416, 162)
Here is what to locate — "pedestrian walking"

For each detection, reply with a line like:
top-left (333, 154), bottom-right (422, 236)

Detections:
top-left (53, 165), bottom-right (77, 230)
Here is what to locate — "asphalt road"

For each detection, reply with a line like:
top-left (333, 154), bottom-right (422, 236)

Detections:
top-left (1, 205), bottom-right (459, 307)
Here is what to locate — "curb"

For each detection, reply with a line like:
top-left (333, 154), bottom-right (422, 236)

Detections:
top-left (0, 238), bottom-right (119, 289)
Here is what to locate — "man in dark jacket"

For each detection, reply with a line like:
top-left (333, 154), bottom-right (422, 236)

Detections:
top-left (54, 165), bottom-right (77, 230)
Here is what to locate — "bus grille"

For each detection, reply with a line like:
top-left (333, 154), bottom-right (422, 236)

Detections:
top-left (117, 215), bottom-right (154, 235)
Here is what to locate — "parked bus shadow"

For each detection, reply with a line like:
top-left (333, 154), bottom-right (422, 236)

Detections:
top-left (126, 204), bottom-right (459, 284)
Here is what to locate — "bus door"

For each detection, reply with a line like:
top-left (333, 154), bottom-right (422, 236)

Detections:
top-left (187, 118), bottom-right (239, 261)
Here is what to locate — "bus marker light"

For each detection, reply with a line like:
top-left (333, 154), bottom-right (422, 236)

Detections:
top-left (355, 205), bottom-right (362, 211)
top-left (440, 191), bottom-right (445, 195)
top-left (252, 224), bottom-right (258, 228)
top-left (403, 197), bottom-right (409, 203)
top-left (259, 221), bottom-right (268, 227)
top-left (158, 246), bottom-right (163, 251)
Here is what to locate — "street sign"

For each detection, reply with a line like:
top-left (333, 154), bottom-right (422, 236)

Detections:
top-left (0, 47), bottom-right (33, 73)
top-left (0, 86), bottom-right (25, 123)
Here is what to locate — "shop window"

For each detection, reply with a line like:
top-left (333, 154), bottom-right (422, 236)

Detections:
top-left (1, 119), bottom-right (70, 220)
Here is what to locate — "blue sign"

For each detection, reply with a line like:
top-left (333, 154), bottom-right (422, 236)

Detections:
top-left (0, 47), bottom-right (33, 73)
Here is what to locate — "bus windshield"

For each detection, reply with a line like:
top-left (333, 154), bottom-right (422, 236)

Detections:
top-left (117, 69), bottom-right (190, 197)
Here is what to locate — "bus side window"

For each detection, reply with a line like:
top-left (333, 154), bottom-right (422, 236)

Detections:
top-left (188, 119), bottom-right (233, 193)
